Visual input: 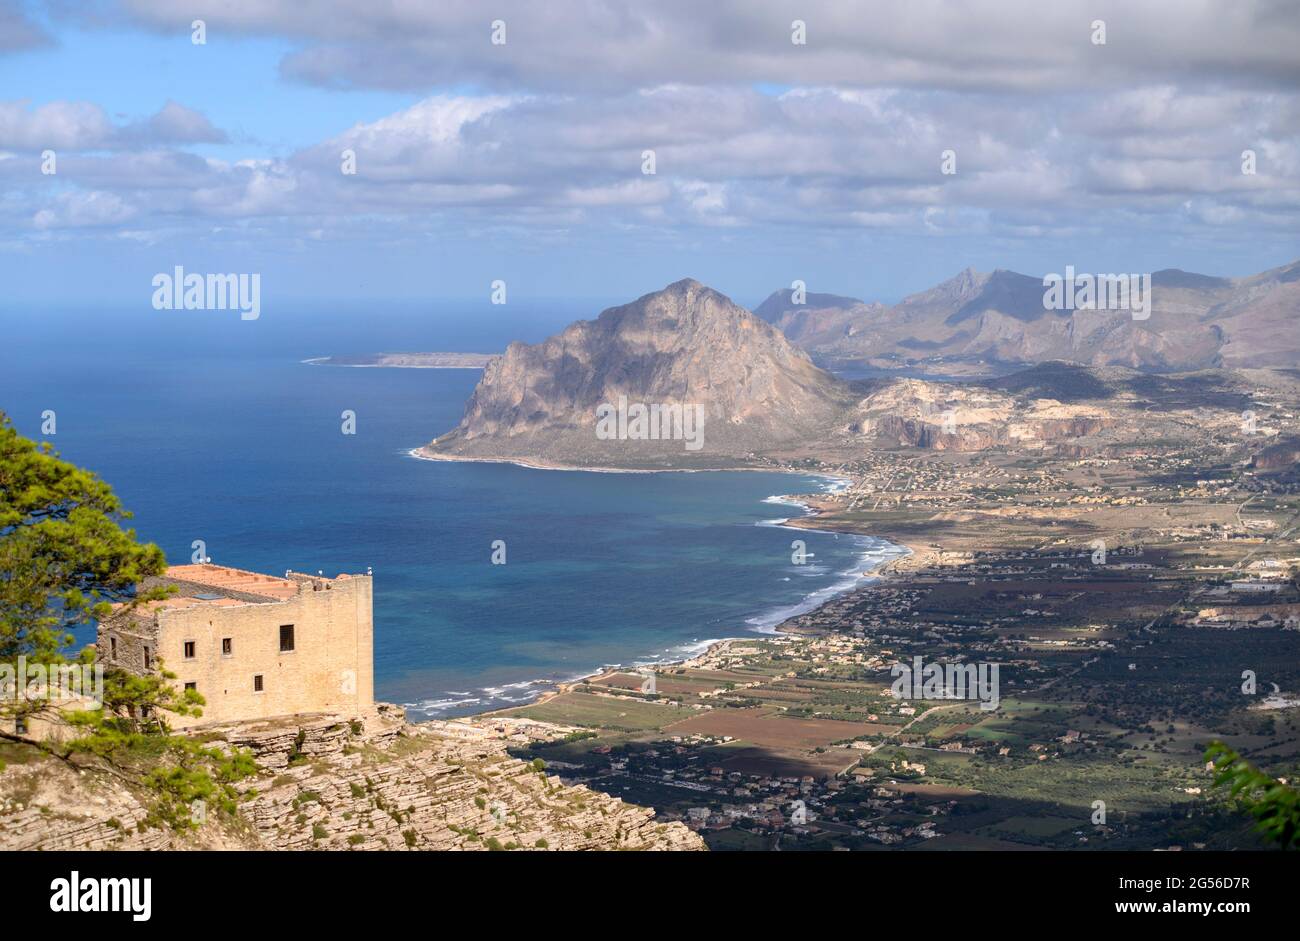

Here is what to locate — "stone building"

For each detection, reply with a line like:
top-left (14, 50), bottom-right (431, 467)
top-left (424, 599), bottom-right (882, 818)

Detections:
top-left (98, 564), bottom-right (374, 728)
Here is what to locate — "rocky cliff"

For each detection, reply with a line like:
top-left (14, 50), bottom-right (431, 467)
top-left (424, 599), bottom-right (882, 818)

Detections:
top-left (0, 711), bottom-right (704, 852)
top-left (845, 377), bottom-right (1111, 452)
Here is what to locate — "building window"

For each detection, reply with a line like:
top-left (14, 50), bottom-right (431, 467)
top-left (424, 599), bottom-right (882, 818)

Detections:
top-left (183, 641), bottom-right (196, 660)
top-left (184, 682), bottom-right (196, 692)
top-left (253, 674), bottom-right (264, 693)
top-left (279, 624), bottom-right (295, 653)
top-left (109, 636), bottom-right (117, 661)
top-left (222, 637), bottom-right (233, 656)
top-left (143, 647), bottom-right (152, 670)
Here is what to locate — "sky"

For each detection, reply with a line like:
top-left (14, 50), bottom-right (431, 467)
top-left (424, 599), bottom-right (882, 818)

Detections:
top-left (1, 0), bottom-right (1298, 311)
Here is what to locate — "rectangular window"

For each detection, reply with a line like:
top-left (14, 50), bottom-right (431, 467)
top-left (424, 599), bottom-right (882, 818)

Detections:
top-left (222, 637), bottom-right (232, 656)
top-left (143, 647), bottom-right (152, 670)
top-left (279, 624), bottom-right (295, 653)
top-left (253, 674), bottom-right (264, 693)
top-left (184, 682), bottom-right (196, 692)
top-left (109, 636), bottom-right (117, 660)
top-left (183, 641), bottom-right (195, 660)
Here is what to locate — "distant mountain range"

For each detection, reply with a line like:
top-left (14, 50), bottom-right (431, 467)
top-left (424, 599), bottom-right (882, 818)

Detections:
top-left (421, 279), bottom-right (1300, 470)
top-left (755, 258), bottom-right (1300, 374)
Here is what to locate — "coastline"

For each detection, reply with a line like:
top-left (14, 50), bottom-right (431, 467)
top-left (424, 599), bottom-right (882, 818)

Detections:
top-left (405, 449), bottom-right (821, 478)
top-left (303, 357), bottom-right (489, 370)
top-left (408, 454), bottom-right (911, 723)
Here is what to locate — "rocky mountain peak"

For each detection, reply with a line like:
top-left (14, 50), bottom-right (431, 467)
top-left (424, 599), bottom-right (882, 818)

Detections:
top-left (422, 280), bottom-right (854, 468)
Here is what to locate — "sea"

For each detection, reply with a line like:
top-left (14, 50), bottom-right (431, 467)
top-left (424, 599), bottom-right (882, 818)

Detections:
top-left (1, 300), bottom-right (904, 718)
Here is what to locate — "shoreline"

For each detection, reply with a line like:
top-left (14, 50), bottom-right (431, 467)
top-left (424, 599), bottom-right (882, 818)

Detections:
top-left (406, 455), bottom-right (911, 723)
top-left (409, 444), bottom-right (855, 483)
top-left (303, 357), bottom-right (490, 370)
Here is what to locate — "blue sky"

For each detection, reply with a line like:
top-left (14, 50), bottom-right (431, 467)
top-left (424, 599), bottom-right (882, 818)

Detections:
top-left (1, 1), bottom-right (1298, 311)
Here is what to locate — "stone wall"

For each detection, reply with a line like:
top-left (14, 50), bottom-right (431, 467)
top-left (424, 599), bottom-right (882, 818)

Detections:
top-left (100, 574), bottom-right (374, 728)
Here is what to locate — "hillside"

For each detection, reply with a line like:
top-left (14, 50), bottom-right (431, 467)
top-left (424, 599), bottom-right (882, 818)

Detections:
top-left (756, 259), bottom-right (1300, 375)
top-left (0, 712), bottom-right (703, 852)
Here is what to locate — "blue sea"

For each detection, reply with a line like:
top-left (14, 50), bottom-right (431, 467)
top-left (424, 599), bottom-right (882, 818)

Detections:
top-left (1, 301), bottom-right (902, 717)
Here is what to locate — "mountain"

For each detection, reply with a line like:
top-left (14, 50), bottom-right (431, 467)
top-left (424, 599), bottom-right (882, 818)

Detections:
top-left (421, 279), bottom-right (855, 468)
top-left (756, 258), bottom-right (1300, 375)
top-left (752, 288), bottom-right (888, 352)
top-left (422, 280), bottom-right (1293, 470)
top-left (753, 288), bottom-right (876, 323)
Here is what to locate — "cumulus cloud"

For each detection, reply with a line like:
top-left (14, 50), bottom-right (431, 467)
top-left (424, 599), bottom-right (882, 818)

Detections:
top-left (0, 100), bottom-right (114, 151)
top-left (8, 3), bottom-right (1298, 250)
top-left (119, 100), bottom-right (229, 146)
top-left (7, 81), bottom-right (1299, 240)
top-left (33, 190), bottom-right (136, 229)
top-left (106, 0), bottom-right (1300, 94)
top-left (0, 99), bottom-right (228, 152)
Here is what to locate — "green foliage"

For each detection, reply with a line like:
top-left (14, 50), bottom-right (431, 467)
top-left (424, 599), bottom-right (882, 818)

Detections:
top-left (0, 413), bottom-right (168, 678)
top-left (140, 739), bottom-right (255, 831)
top-left (0, 419), bottom-right (260, 833)
top-left (66, 727), bottom-right (256, 832)
top-left (287, 728), bottom-right (307, 764)
top-left (402, 828), bottom-right (416, 847)
top-left (77, 662), bottom-right (206, 739)
top-left (1205, 741), bottom-right (1299, 850)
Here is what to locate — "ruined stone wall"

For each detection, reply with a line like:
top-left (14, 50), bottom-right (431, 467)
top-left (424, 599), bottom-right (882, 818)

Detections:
top-left (97, 611), bottom-right (159, 675)
top-left (135, 576), bottom-right (373, 728)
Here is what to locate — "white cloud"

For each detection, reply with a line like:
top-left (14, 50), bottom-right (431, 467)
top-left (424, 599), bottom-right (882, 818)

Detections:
top-left (33, 190), bottom-right (136, 229)
top-left (0, 99), bottom-right (228, 151)
top-left (108, 1), bottom-right (1300, 95)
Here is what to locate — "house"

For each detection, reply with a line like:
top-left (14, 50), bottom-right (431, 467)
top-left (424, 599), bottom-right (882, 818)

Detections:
top-left (1230, 581), bottom-right (1282, 594)
top-left (98, 563), bottom-right (374, 728)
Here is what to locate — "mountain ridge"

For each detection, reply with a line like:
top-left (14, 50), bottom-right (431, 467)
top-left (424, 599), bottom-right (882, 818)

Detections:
top-left (421, 279), bottom-right (1299, 471)
top-left (756, 257), bottom-right (1300, 374)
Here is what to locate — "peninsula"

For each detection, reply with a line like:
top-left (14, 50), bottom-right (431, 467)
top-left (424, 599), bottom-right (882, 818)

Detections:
top-left (305, 352), bottom-right (497, 369)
